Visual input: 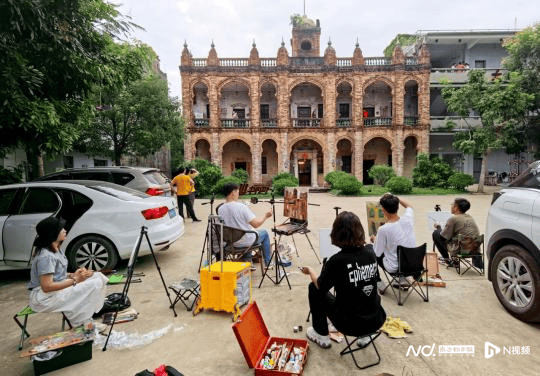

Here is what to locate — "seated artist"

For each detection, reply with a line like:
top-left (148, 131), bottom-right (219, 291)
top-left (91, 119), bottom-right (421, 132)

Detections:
top-left (28, 217), bottom-right (109, 326)
top-left (217, 183), bottom-right (273, 268)
top-left (300, 211), bottom-right (386, 349)
top-left (432, 198), bottom-right (483, 268)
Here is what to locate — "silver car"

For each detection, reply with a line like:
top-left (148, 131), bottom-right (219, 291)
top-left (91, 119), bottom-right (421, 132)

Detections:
top-left (486, 160), bottom-right (540, 322)
top-left (35, 166), bottom-right (172, 196)
top-left (0, 181), bottom-right (184, 271)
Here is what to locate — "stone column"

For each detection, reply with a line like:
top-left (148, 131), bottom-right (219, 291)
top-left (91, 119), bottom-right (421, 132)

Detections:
top-left (311, 151), bottom-right (318, 187)
top-left (326, 132), bottom-right (336, 174)
top-left (394, 128), bottom-right (404, 176)
top-left (251, 132), bottom-right (261, 183)
top-left (324, 76), bottom-right (337, 128)
top-left (280, 132), bottom-right (289, 172)
top-left (352, 76), bottom-right (363, 128)
top-left (277, 74), bottom-right (288, 128)
top-left (393, 77), bottom-right (404, 126)
top-left (211, 132), bottom-right (221, 168)
top-left (249, 76), bottom-right (260, 128)
top-left (184, 132), bottom-right (192, 161)
top-left (209, 83), bottom-right (220, 128)
top-left (293, 153), bottom-right (299, 180)
top-left (354, 130), bottom-right (364, 182)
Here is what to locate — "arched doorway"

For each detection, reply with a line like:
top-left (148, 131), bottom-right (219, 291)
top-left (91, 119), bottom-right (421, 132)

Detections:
top-left (336, 139), bottom-right (353, 173)
top-left (290, 83), bottom-right (323, 128)
top-left (403, 136), bottom-right (418, 178)
top-left (220, 82), bottom-right (250, 128)
top-left (261, 83), bottom-right (278, 128)
top-left (336, 82), bottom-right (352, 127)
top-left (404, 80), bottom-right (419, 125)
top-left (261, 139), bottom-right (278, 183)
top-left (194, 139), bottom-right (211, 161)
top-left (290, 139), bottom-right (324, 187)
top-left (192, 82), bottom-right (209, 127)
top-left (363, 137), bottom-right (392, 184)
top-left (363, 81), bottom-right (393, 126)
top-left (222, 139), bottom-right (252, 178)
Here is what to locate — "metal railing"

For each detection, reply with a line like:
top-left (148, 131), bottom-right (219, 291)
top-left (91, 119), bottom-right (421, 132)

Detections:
top-left (404, 116), bottom-right (419, 125)
top-left (193, 119), bottom-right (209, 127)
top-left (364, 117), bottom-right (393, 126)
top-left (336, 119), bottom-right (352, 127)
top-left (261, 119), bottom-right (278, 128)
top-left (220, 118), bottom-right (250, 128)
top-left (292, 118), bottom-right (321, 128)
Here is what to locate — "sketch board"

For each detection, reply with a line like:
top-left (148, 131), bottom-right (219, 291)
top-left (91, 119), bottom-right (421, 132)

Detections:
top-left (319, 228), bottom-right (341, 260)
top-left (366, 202), bottom-right (386, 237)
top-left (426, 211), bottom-right (452, 233)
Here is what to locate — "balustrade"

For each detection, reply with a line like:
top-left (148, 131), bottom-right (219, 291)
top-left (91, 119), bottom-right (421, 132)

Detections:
top-left (261, 119), bottom-right (278, 128)
top-left (219, 58), bottom-right (248, 67)
top-left (364, 117), bottom-right (393, 127)
top-left (364, 57), bottom-right (391, 66)
top-left (221, 118), bottom-right (250, 128)
top-left (192, 59), bottom-right (207, 67)
top-left (193, 119), bottom-right (209, 127)
top-left (291, 118), bottom-right (321, 128)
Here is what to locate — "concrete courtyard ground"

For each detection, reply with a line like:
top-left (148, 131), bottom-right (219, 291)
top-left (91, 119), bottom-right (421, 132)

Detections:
top-left (1, 188), bottom-right (539, 376)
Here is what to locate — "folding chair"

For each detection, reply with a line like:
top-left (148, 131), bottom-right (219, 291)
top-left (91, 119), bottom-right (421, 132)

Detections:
top-left (451, 234), bottom-right (485, 276)
top-left (168, 278), bottom-right (200, 312)
top-left (380, 243), bottom-right (429, 305)
top-left (13, 306), bottom-right (72, 350)
top-left (340, 331), bottom-right (382, 370)
top-left (222, 225), bottom-right (265, 274)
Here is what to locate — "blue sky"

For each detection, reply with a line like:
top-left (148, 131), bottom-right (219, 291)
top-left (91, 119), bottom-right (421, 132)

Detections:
top-left (112, 0), bottom-right (540, 98)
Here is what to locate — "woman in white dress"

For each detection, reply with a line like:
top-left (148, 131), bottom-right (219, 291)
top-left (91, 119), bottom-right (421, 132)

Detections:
top-left (28, 217), bottom-right (108, 326)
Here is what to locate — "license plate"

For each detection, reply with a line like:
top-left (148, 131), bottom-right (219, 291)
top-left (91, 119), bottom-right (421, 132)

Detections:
top-left (169, 208), bottom-right (176, 218)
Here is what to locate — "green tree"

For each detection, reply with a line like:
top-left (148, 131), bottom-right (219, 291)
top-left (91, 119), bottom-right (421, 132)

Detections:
top-left (77, 43), bottom-right (182, 165)
top-left (441, 70), bottom-right (533, 192)
top-left (0, 0), bottom-right (138, 178)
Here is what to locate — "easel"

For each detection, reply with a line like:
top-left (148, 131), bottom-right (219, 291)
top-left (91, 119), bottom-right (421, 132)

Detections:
top-left (102, 226), bottom-right (176, 351)
top-left (257, 192), bottom-right (292, 289)
top-left (198, 193), bottom-right (216, 272)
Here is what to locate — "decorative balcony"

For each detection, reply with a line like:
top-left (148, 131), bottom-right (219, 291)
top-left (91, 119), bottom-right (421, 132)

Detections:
top-left (193, 119), bottom-right (209, 127)
top-left (292, 118), bottom-right (321, 128)
top-left (404, 116), bottom-right (419, 126)
top-left (221, 118), bottom-right (250, 128)
top-left (336, 119), bottom-right (352, 128)
top-left (261, 119), bottom-right (278, 128)
top-left (364, 117), bottom-right (393, 127)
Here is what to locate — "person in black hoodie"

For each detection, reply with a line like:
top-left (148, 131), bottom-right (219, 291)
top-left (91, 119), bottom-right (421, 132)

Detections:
top-left (301, 211), bottom-right (386, 349)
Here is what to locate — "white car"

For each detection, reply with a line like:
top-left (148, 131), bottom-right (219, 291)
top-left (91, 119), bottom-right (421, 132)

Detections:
top-left (486, 160), bottom-right (540, 322)
top-left (0, 181), bottom-right (184, 271)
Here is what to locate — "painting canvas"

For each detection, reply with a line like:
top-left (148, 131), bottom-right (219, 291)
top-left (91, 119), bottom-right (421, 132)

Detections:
top-left (283, 187), bottom-right (308, 221)
top-left (366, 202), bottom-right (385, 237)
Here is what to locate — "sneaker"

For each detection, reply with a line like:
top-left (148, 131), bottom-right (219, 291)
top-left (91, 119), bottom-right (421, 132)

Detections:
top-left (356, 336), bottom-right (372, 348)
top-left (377, 281), bottom-right (387, 295)
top-left (306, 327), bottom-right (331, 349)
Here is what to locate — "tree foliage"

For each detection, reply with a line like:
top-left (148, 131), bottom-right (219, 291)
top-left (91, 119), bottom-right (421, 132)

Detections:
top-left (76, 42), bottom-right (182, 165)
top-left (0, 0), bottom-right (138, 177)
top-left (412, 154), bottom-right (455, 188)
top-left (368, 165), bottom-right (396, 186)
top-left (441, 69), bottom-right (533, 191)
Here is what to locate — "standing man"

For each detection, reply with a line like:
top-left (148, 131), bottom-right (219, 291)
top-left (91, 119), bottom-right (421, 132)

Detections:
top-left (371, 194), bottom-right (416, 289)
top-left (217, 183), bottom-right (273, 267)
top-left (432, 198), bottom-right (482, 268)
top-left (171, 168), bottom-right (200, 222)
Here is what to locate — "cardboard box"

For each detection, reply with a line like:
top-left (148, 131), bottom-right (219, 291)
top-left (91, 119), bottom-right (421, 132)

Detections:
top-left (232, 301), bottom-right (309, 375)
top-left (33, 340), bottom-right (93, 375)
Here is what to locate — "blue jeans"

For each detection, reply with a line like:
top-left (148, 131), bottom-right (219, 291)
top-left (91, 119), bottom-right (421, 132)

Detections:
top-left (257, 229), bottom-right (272, 265)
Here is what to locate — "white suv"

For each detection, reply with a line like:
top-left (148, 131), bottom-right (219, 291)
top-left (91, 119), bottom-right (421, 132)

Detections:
top-left (486, 160), bottom-right (540, 322)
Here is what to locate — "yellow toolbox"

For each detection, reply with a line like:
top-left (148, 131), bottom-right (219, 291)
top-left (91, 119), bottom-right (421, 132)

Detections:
top-left (195, 261), bottom-right (252, 321)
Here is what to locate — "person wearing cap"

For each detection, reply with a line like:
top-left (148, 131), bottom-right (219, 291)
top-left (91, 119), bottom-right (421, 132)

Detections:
top-left (28, 217), bottom-right (108, 326)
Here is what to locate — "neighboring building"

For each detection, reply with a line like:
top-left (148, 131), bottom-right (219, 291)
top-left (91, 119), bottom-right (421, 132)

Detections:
top-left (180, 15), bottom-right (431, 186)
top-left (418, 29), bottom-right (536, 181)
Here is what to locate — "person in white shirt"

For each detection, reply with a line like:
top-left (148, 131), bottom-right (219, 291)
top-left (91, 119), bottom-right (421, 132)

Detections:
top-left (371, 193), bottom-right (416, 274)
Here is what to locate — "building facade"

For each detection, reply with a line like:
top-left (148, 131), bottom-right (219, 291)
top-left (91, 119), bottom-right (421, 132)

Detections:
top-left (180, 16), bottom-right (432, 186)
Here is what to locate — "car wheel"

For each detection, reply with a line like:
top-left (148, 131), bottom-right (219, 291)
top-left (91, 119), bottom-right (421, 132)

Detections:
top-left (67, 236), bottom-right (119, 271)
top-left (490, 244), bottom-right (540, 322)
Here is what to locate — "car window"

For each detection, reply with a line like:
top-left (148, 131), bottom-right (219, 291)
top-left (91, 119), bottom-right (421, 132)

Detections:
top-left (72, 171), bottom-right (113, 182)
top-left (0, 189), bottom-right (18, 216)
top-left (19, 188), bottom-right (60, 214)
top-left (143, 171), bottom-right (168, 185)
top-left (89, 184), bottom-right (149, 200)
top-left (112, 172), bottom-right (135, 186)
top-left (510, 161), bottom-right (540, 189)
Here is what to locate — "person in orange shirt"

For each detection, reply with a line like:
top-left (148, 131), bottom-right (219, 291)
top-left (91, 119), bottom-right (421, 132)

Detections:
top-left (171, 168), bottom-right (200, 222)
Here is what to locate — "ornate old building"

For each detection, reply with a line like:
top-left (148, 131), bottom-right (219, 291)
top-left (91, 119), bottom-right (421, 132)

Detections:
top-left (180, 15), bottom-right (431, 186)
